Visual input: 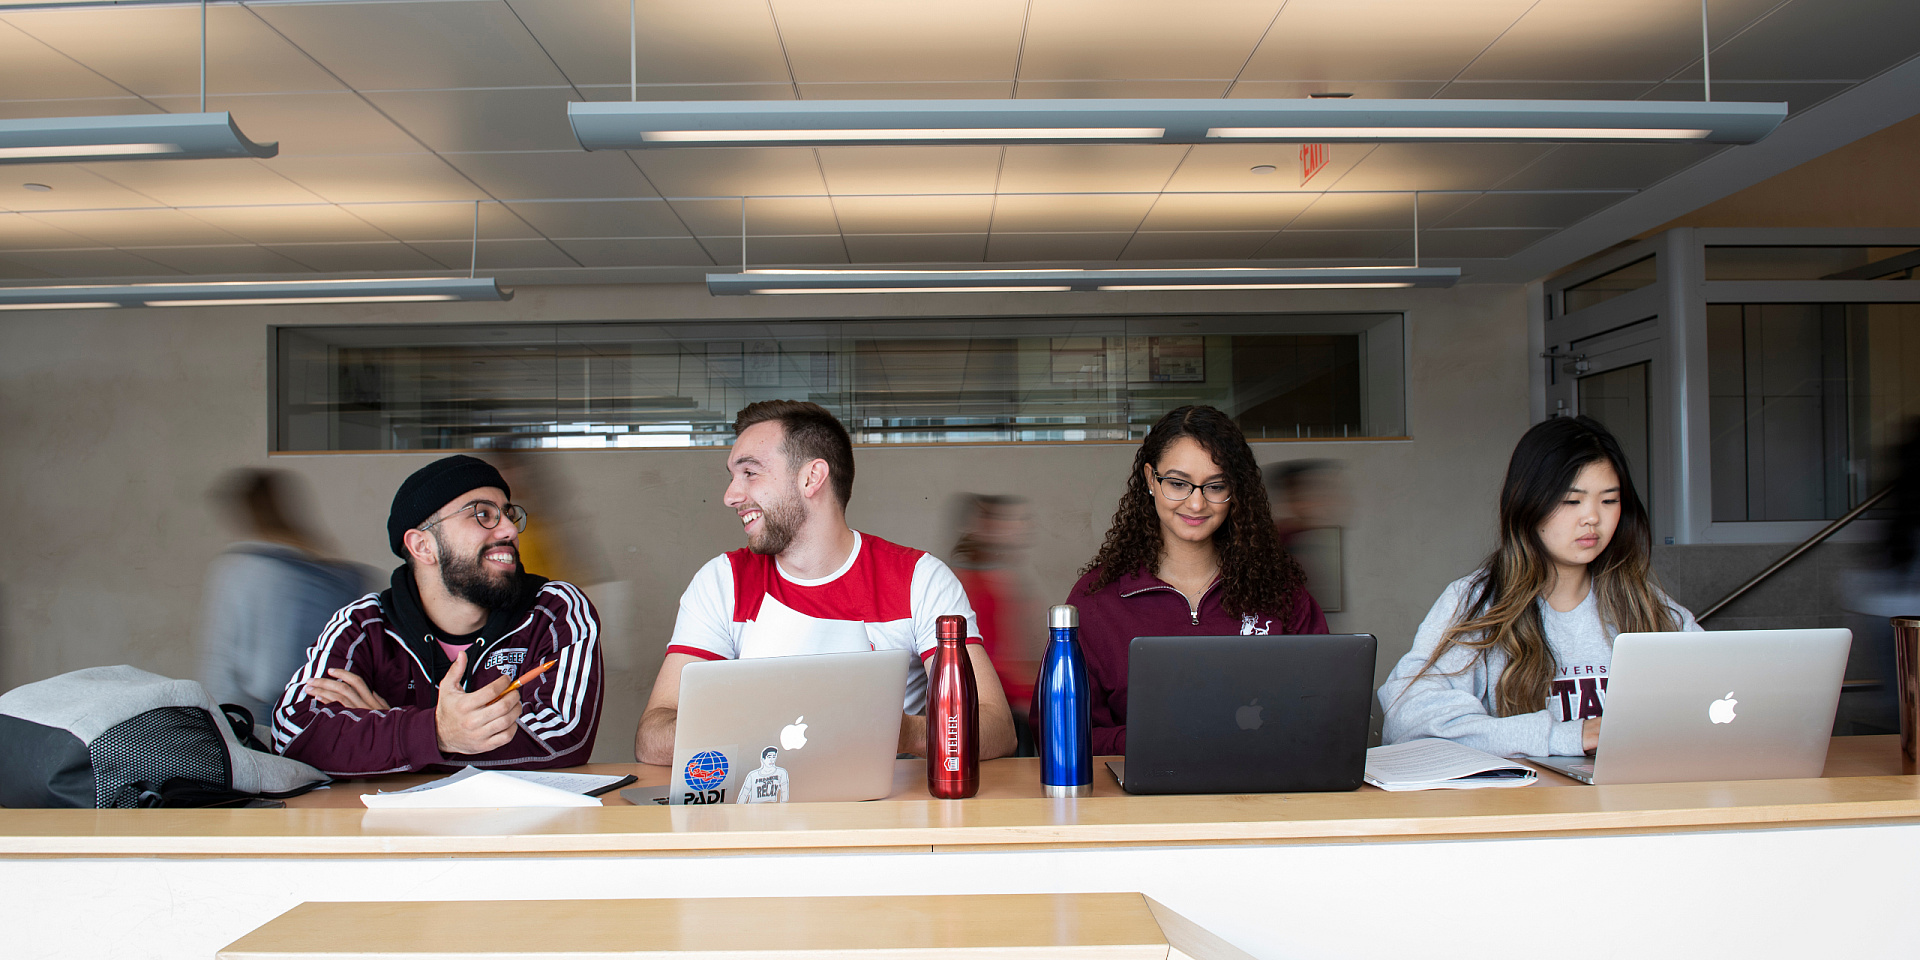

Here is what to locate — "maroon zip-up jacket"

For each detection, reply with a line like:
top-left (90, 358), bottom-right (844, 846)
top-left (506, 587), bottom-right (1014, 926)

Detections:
top-left (1032, 566), bottom-right (1327, 755)
top-left (270, 567), bottom-right (604, 776)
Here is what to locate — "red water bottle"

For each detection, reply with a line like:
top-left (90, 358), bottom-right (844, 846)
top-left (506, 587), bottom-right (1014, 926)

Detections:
top-left (926, 614), bottom-right (979, 799)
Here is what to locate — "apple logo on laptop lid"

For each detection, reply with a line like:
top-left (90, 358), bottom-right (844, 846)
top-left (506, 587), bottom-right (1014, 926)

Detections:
top-left (1709, 692), bottom-right (1738, 724)
top-left (1235, 699), bottom-right (1263, 731)
top-left (781, 716), bottom-right (809, 750)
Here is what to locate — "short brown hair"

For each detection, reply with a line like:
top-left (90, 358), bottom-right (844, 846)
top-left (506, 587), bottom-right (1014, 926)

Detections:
top-left (733, 400), bottom-right (855, 507)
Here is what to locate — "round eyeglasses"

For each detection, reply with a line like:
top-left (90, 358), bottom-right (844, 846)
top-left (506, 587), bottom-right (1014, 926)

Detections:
top-left (1153, 475), bottom-right (1232, 504)
top-left (419, 500), bottom-right (528, 534)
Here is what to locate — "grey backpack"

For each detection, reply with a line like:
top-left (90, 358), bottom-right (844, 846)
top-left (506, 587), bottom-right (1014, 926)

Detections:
top-left (0, 666), bottom-right (328, 808)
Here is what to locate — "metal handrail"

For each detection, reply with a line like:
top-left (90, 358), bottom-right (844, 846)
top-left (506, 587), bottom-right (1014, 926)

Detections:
top-left (1696, 485), bottom-right (1894, 622)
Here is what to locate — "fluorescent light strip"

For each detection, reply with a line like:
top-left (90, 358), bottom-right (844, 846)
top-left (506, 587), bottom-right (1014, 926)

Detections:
top-left (0, 301), bottom-right (119, 311)
top-left (752, 286), bottom-right (1074, 295)
top-left (643, 127), bottom-right (1164, 143)
top-left (1207, 126), bottom-right (1712, 140)
top-left (1096, 283), bottom-right (1416, 291)
top-left (0, 143), bottom-right (184, 159)
top-left (145, 295), bottom-right (460, 307)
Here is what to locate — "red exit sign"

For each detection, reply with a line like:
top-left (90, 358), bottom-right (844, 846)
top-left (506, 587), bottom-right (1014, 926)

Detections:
top-left (1300, 143), bottom-right (1330, 185)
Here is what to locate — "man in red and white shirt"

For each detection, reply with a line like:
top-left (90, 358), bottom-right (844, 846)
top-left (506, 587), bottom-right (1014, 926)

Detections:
top-left (635, 400), bottom-right (1018, 765)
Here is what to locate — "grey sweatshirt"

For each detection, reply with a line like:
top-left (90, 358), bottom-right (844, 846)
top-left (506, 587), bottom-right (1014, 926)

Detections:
top-left (1378, 573), bottom-right (1702, 758)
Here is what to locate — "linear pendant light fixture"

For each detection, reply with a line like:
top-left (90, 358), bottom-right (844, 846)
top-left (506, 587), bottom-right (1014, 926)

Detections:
top-left (571, 98), bottom-right (1787, 149)
top-left (1, 1), bottom-right (275, 164)
top-left (708, 267), bottom-right (1459, 296)
top-left (0, 278), bottom-right (511, 310)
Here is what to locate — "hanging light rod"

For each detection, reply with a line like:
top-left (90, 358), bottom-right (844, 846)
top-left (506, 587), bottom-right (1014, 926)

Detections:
top-left (707, 266), bottom-right (1460, 296)
top-left (0, 277), bottom-right (510, 310)
top-left (0, 113), bottom-right (276, 164)
top-left (571, 98), bottom-right (1786, 149)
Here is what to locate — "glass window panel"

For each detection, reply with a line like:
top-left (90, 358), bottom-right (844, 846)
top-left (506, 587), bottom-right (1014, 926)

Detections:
top-left (273, 314), bottom-right (1405, 451)
top-left (1577, 362), bottom-right (1652, 518)
top-left (1703, 246), bottom-right (1920, 281)
top-left (1563, 255), bottom-right (1657, 313)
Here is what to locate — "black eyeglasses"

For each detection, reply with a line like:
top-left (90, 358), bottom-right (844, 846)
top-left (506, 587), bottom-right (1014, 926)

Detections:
top-left (1153, 475), bottom-right (1232, 504)
top-left (419, 500), bottom-right (528, 534)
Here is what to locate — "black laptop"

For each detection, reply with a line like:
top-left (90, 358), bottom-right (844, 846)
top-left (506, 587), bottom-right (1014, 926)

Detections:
top-left (1111, 634), bottom-right (1377, 794)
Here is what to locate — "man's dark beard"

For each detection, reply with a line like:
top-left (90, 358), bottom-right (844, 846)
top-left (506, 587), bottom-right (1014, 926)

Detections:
top-left (434, 530), bottom-right (521, 611)
top-left (747, 489), bottom-right (806, 556)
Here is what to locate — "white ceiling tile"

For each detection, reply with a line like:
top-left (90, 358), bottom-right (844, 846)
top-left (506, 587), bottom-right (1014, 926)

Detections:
top-left (22, 208), bottom-right (244, 246)
top-left (1415, 228), bottom-right (1556, 259)
top-left (2, 4), bottom-right (344, 97)
top-left (268, 155), bottom-right (488, 204)
top-left (1164, 143), bottom-right (1371, 192)
top-left (577, 83), bottom-right (798, 102)
top-left (0, 256), bottom-right (57, 280)
top-left (1018, 0), bottom-right (1284, 81)
top-left (815, 146), bottom-right (1002, 195)
top-left (833, 195), bottom-right (994, 234)
top-left (248, 0), bottom-right (567, 91)
top-left (1711, 0), bottom-right (1920, 82)
top-left (842, 233), bottom-right (987, 263)
top-left (263, 242), bottom-right (450, 274)
top-left (1288, 191), bottom-right (1472, 230)
top-left (1224, 81), bottom-right (1448, 99)
top-left (0, 19), bottom-right (131, 99)
top-left (772, 0), bottom-right (1026, 82)
top-left (1015, 80), bottom-right (1231, 98)
top-left (339, 201), bottom-right (543, 243)
top-left (1431, 192), bottom-right (1625, 229)
top-left (995, 144), bottom-right (1192, 194)
top-left (1136, 192), bottom-right (1317, 231)
top-left (123, 244), bottom-right (314, 275)
top-left (189, 92), bottom-right (427, 158)
top-left (504, 199), bottom-right (690, 239)
top-left (445, 152), bottom-right (661, 201)
top-left (1120, 231), bottom-right (1269, 260)
top-left (1435, 81), bottom-right (1660, 100)
top-left (364, 88), bottom-right (580, 154)
top-left (0, 97), bottom-right (155, 121)
top-left (552, 237), bottom-right (712, 268)
top-left (1254, 230), bottom-right (1405, 260)
top-left (988, 194), bottom-right (1156, 233)
top-left (798, 82), bottom-right (1015, 100)
top-left (0, 164), bottom-right (166, 211)
top-left (985, 232), bottom-right (1134, 262)
top-left (632, 147), bottom-right (828, 198)
top-left (508, 0), bottom-right (793, 86)
top-left (1328, 143), bottom-right (1557, 191)
top-left (1240, 0), bottom-right (1536, 81)
top-left (0, 247), bottom-right (179, 278)
top-left (1460, 0), bottom-right (1783, 82)
top-left (82, 158), bottom-right (326, 206)
top-left (410, 238), bottom-right (581, 271)
top-left (1495, 142), bottom-right (1727, 189)
top-left (182, 205), bottom-right (394, 244)
top-left (674, 196), bottom-right (842, 237)
top-left (0, 211), bottom-right (92, 250)
top-left (726, 234), bottom-right (849, 266)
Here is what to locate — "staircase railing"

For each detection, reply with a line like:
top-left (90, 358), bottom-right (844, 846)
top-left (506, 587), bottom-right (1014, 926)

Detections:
top-left (1696, 485), bottom-right (1894, 622)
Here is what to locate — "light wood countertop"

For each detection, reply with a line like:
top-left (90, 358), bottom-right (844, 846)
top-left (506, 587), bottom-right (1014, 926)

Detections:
top-left (3, 737), bottom-right (1914, 858)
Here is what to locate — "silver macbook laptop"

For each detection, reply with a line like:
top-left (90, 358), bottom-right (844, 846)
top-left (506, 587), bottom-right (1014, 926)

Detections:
top-left (668, 649), bottom-right (911, 805)
top-left (1528, 628), bottom-right (1849, 785)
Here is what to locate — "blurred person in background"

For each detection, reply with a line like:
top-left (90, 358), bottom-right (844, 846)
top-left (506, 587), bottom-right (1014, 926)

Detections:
top-left (950, 494), bottom-right (1039, 757)
top-left (1838, 418), bottom-right (1920, 734)
top-left (1265, 459), bottom-right (1352, 612)
top-left (198, 469), bottom-right (373, 726)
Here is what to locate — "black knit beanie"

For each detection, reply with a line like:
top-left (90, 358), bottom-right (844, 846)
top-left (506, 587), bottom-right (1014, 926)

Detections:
top-left (387, 455), bottom-right (511, 558)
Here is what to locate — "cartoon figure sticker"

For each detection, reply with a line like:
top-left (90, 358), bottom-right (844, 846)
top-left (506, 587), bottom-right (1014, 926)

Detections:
top-left (678, 749), bottom-right (730, 805)
top-left (736, 746), bottom-right (791, 803)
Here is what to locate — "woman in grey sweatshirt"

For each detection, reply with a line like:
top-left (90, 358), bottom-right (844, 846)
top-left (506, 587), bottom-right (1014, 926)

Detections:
top-left (1379, 417), bottom-right (1701, 759)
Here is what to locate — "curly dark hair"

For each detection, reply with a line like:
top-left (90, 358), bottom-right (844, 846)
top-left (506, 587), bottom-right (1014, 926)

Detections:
top-left (1081, 405), bottom-right (1306, 619)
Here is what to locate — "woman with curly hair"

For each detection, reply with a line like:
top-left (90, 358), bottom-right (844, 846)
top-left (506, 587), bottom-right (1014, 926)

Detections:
top-left (1035, 405), bottom-right (1326, 754)
top-left (1378, 416), bottom-right (1700, 758)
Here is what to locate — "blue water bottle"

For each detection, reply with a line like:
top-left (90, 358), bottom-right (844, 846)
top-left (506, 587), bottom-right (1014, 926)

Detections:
top-left (1038, 603), bottom-right (1092, 798)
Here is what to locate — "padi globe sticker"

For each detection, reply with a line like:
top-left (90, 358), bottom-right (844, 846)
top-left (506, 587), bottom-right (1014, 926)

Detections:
top-left (678, 749), bottom-right (730, 804)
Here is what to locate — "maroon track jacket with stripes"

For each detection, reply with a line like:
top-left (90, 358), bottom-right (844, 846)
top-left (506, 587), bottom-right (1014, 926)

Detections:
top-left (271, 570), bottom-right (604, 776)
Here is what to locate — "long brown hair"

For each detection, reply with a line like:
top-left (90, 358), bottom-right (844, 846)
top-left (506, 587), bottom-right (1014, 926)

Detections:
top-left (1416, 416), bottom-right (1675, 716)
top-left (1082, 406), bottom-right (1305, 619)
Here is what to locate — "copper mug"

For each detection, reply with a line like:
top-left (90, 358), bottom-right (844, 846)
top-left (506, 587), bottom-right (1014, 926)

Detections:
top-left (1896, 617), bottom-right (1920, 775)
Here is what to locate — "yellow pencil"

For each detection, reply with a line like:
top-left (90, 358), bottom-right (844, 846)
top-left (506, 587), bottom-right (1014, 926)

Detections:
top-left (486, 658), bottom-right (556, 705)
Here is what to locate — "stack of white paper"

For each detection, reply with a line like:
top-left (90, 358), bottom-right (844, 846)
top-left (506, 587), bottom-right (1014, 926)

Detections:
top-left (1364, 739), bottom-right (1539, 791)
top-left (360, 766), bottom-right (620, 809)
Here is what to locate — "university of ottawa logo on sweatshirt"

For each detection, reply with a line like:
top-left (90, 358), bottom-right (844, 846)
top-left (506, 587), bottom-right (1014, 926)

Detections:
top-left (1550, 664), bottom-right (1608, 721)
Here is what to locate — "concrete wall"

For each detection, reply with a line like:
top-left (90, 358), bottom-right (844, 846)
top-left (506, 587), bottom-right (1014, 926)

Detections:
top-left (0, 282), bottom-right (1529, 759)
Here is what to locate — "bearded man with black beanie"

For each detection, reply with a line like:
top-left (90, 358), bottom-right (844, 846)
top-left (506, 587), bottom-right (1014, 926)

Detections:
top-left (271, 455), bottom-right (604, 775)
